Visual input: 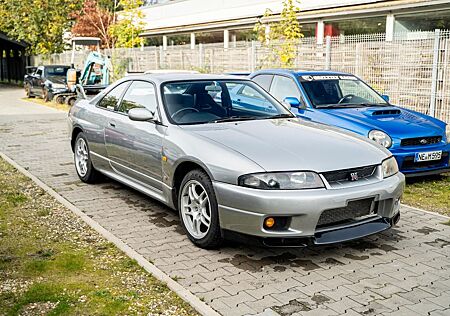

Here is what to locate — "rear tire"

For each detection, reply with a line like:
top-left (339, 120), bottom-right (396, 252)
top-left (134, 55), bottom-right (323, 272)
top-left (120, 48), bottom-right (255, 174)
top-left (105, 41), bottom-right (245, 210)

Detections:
top-left (74, 132), bottom-right (101, 184)
top-left (55, 95), bottom-right (65, 104)
top-left (178, 169), bottom-right (223, 249)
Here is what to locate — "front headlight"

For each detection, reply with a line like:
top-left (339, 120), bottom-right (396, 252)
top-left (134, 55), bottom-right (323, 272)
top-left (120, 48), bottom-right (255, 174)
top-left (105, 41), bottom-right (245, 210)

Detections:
top-left (52, 83), bottom-right (66, 89)
top-left (368, 130), bottom-right (392, 148)
top-left (446, 125), bottom-right (450, 144)
top-left (382, 156), bottom-right (399, 178)
top-left (238, 171), bottom-right (324, 190)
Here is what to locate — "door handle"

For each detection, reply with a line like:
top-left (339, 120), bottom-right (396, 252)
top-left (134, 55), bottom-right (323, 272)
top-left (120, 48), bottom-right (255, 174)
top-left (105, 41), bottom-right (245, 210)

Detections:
top-left (109, 121), bottom-right (116, 127)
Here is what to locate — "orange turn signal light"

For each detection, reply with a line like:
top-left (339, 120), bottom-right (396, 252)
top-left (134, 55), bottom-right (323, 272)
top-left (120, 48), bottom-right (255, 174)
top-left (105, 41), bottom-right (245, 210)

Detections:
top-left (264, 217), bottom-right (275, 228)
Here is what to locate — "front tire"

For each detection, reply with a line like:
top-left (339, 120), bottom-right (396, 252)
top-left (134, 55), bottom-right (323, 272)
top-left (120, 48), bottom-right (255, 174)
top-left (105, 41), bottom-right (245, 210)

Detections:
top-left (178, 169), bottom-right (223, 249)
top-left (25, 84), bottom-right (33, 98)
top-left (74, 132), bottom-right (101, 183)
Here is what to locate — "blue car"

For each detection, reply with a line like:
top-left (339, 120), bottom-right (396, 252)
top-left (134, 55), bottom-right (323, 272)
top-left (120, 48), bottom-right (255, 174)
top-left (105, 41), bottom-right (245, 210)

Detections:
top-left (245, 69), bottom-right (450, 177)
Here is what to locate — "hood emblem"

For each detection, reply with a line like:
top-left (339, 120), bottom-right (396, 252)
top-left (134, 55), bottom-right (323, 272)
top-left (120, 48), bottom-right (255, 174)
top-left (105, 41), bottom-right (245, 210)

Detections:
top-left (349, 172), bottom-right (359, 181)
top-left (420, 138), bottom-right (428, 144)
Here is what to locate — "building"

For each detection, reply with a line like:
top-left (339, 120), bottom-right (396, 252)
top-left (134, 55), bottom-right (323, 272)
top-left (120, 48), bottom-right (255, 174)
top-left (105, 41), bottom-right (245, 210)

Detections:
top-left (0, 33), bottom-right (29, 83)
top-left (139, 0), bottom-right (450, 48)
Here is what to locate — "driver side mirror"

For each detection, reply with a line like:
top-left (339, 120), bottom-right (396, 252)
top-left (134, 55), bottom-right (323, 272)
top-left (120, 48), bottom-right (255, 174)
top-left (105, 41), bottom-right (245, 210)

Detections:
top-left (381, 94), bottom-right (390, 102)
top-left (128, 108), bottom-right (154, 122)
top-left (283, 97), bottom-right (303, 109)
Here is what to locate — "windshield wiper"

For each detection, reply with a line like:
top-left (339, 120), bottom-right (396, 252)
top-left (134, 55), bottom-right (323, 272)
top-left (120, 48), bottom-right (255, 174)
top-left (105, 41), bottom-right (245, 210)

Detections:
top-left (213, 116), bottom-right (258, 123)
top-left (262, 113), bottom-right (294, 119)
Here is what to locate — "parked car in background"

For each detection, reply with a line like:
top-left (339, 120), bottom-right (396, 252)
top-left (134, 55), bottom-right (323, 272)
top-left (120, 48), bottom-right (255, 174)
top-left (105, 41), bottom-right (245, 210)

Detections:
top-left (249, 69), bottom-right (450, 177)
top-left (24, 65), bottom-right (70, 101)
top-left (69, 73), bottom-right (404, 249)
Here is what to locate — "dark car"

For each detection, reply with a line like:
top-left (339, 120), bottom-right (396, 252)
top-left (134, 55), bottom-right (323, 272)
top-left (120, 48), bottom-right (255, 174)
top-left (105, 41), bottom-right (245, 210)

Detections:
top-left (24, 65), bottom-right (70, 101)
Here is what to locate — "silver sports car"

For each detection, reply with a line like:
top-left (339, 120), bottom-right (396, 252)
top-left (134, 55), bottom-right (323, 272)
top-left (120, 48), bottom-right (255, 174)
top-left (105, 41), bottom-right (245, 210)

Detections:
top-left (68, 74), bottom-right (405, 249)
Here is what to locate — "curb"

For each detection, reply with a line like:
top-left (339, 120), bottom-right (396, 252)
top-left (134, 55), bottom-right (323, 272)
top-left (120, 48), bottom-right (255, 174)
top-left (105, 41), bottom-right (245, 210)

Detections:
top-left (0, 152), bottom-right (220, 316)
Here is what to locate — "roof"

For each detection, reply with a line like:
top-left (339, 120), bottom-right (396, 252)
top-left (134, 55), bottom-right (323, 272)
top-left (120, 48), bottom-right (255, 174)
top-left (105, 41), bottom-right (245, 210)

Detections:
top-left (122, 73), bottom-right (251, 84)
top-left (0, 32), bottom-right (28, 48)
top-left (251, 69), bottom-right (353, 76)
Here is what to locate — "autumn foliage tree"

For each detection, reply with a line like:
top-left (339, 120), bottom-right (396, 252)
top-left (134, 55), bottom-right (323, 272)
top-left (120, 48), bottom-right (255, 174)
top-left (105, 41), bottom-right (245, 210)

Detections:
top-left (71, 0), bottom-right (115, 49)
top-left (109, 0), bottom-right (145, 48)
top-left (254, 0), bottom-right (303, 68)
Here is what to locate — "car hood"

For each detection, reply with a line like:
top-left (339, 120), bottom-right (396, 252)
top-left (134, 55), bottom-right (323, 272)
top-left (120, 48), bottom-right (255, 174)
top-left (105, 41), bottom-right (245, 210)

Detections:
top-left (183, 118), bottom-right (389, 172)
top-left (320, 106), bottom-right (444, 138)
top-left (46, 76), bottom-right (67, 85)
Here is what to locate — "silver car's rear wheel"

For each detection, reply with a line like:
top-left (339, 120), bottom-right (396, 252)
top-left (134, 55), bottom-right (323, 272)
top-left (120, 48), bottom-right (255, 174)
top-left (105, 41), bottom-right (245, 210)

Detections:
top-left (180, 180), bottom-right (211, 239)
top-left (75, 137), bottom-right (89, 177)
top-left (73, 132), bottom-right (101, 183)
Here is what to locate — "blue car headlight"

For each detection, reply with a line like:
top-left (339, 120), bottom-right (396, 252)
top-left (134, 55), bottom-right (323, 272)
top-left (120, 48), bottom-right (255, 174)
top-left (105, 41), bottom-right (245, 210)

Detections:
top-left (369, 129), bottom-right (392, 148)
top-left (239, 171), bottom-right (324, 190)
top-left (382, 156), bottom-right (399, 178)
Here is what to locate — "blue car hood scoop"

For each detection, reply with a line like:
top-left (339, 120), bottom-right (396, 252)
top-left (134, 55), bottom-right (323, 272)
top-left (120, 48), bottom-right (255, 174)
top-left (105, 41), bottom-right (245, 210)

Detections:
top-left (364, 108), bottom-right (401, 116)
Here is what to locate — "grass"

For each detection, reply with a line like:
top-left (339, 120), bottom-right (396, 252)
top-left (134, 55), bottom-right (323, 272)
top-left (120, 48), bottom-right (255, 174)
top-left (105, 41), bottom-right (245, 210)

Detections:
top-left (22, 96), bottom-right (70, 112)
top-left (0, 157), bottom-right (198, 316)
top-left (403, 173), bottom-right (450, 216)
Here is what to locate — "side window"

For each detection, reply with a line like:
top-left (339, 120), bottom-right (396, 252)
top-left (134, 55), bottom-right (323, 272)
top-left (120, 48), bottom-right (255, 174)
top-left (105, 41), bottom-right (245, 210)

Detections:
top-left (238, 85), bottom-right (264, 100)
top-left (36, 68), bottom-right (43, 77)
top-left (97, 82), bottom-right (129, 110)
top-left (252, 74), bottom-right (273, 91)
top-left (118, 81), bottom-right (157, 114)
top-left (270, 75), bottom-right (301, 103)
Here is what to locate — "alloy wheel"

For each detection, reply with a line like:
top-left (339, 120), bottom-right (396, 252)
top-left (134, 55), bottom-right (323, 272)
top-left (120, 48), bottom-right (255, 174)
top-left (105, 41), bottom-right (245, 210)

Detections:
top-left (75, 137), bottom-right (89, 177)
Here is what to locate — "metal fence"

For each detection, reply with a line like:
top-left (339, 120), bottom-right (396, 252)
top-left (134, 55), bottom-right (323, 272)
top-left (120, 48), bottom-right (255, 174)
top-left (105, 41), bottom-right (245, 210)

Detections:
top-left (33, 30), bottom-right (450, 123)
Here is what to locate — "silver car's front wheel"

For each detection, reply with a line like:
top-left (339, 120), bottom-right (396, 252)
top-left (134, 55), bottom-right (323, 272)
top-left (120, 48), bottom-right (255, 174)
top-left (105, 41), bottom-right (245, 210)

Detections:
top-left (75, 137), bottom-right (89, 177)
top-left (178, 169), bottom-right (222, 248)
top-left (180, 180), bottom-right (211, 239)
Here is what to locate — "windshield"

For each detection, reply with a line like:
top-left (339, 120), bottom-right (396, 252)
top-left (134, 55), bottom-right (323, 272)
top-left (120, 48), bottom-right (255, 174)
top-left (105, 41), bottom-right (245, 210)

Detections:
top-left (162, 80), bottom-right (293, 125)
top-left (45, 66), bottom-right (69, 77)
top-left (299, 75), bottom-right (388, 108)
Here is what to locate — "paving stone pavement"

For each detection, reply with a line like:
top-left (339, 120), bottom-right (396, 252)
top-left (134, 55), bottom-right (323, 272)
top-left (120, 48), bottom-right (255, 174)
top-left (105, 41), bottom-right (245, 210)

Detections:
top-left (1, 89), bottom-right (450, 316)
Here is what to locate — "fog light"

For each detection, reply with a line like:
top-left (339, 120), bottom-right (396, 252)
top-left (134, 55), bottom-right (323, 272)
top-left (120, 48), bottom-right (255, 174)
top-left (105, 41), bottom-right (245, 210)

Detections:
top-left (264, 217), bottom-right (275, 228)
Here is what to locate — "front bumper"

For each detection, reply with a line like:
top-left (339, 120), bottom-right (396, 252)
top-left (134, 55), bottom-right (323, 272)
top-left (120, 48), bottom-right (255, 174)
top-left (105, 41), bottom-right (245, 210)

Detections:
top-left (214, 173), bottom-right (404, 244)
top-left (390, 143), bottom-right (450, 176)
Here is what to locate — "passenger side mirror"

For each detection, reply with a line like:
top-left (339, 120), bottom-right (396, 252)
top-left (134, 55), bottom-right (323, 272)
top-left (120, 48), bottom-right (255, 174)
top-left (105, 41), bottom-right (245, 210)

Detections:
top-left (381, 94), bottom-right (390, 102)
top-left (283, 97), bottom-right (301, 108)
top-left (128, 108), bottom-right (154, 122)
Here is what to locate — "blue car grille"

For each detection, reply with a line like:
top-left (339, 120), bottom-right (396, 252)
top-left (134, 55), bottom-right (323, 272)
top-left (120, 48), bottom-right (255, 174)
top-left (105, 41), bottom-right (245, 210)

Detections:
top-left (317, 198), bottom-right (376, 228)
top-left (322, 165), bottom-right (377, 184)
top-left (400, 136), bottom-right (442, 147)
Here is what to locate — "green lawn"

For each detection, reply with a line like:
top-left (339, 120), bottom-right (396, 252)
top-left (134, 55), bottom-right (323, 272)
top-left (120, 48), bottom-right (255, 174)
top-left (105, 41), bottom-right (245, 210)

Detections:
top-left (403, 173), bottom-right (450, 216)
top-left (0, 158), bottom-right (197, 316)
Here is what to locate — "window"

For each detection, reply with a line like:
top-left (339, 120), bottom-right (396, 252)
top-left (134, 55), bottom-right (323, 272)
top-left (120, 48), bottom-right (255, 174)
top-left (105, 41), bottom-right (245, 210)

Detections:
top-left (119, 81), bottom-right (157, 114)
top-left (97, 82), bottom-right (129, 110)
top-left (238, 85), bottom-right (264, 100)
top-left (36, 68), bottom-right (43, 77)
top-left (45, 66), bottom-right (69, 77)
top-left (270, 75), bottom-right (301, 103)
top-left (253, 74), bottom-right (273, 91)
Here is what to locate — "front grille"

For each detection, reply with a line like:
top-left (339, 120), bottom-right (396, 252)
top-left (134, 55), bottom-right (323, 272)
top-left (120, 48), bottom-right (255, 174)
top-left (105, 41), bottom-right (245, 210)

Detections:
top-left (317, 198), bottom-right (376, 228)
top-left (401, 136), bottom-right (442, 147)
top-left (322, 165), bottom-right (377, 184)
top-left (401, 152), bottom-right (449, 170)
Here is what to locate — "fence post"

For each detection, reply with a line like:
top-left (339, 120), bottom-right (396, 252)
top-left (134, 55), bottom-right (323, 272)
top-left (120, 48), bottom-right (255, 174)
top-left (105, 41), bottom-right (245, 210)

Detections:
top-left (250, 41), bottom-right (256, 72)
top-left (429, 29), bottom-right (441, 117)
top-left (325, 36), bottom-right (331, 70)
top-left (199, 43), bottom-right (204, 69)
top-left (159, 46), bottom-right (164, 69)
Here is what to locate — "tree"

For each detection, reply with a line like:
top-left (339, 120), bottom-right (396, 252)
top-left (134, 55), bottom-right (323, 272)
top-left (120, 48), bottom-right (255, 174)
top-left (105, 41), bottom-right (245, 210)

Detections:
top-left (109, 0), bottom-right (145, 48)
top-left (254, 0), bottom-right (303, 68)
top-left (0, 0), bottom-right (81, 55)
top-left (71, 0), bottom-right (115, 49)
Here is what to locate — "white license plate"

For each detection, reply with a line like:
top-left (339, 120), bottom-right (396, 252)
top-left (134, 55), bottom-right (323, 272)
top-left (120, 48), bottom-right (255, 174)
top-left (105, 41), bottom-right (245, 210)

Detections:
top-left (414, 151), bottom-right (442, 162)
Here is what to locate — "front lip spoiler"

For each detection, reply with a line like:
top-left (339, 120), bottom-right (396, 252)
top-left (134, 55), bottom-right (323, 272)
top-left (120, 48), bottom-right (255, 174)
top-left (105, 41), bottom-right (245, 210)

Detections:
top-left (222, 213), bottom-right (400, 248)
top-left (402, 167), bottom-right (450, 178)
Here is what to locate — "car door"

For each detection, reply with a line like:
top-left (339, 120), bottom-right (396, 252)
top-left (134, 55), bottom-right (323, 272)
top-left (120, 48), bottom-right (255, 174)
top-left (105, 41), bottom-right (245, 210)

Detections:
top-left (269, 75), bottom-right (311, 119)
top-left (232, 84), bottom-right (275, 114)
top-left (32, 67), bottom-right (44, 94)
top-left (104, 80), bottom-right (165, 192)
